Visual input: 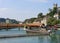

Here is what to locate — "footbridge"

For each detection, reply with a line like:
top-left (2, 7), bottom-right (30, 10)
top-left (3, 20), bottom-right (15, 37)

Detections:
top-left (0, 23), bottom-right (42, 30)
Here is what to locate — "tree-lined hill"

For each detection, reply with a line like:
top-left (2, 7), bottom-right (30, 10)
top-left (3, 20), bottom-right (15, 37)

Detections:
top-left (23, 4), bottom-right (60, 25)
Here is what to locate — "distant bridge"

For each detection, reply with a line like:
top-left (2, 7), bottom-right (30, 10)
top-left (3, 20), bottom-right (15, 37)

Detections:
top-left (0, 23), bottom-right (42, 29)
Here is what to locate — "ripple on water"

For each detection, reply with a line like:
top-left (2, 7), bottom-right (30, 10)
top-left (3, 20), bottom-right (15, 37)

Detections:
top-left (0, 28), bottom-right (60, 43)
top-left (0, 36), bottom-right (51, 43)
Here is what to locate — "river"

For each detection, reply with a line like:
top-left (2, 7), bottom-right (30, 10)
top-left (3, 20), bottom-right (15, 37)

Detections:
top-left (0, 28), bottom-right (60, 43)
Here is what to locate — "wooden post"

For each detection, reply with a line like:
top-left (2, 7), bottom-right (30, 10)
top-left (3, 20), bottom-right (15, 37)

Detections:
top-left (18, 27), bottom-right (20, 31)
top-left (6, 24), bottom-right (8, 31)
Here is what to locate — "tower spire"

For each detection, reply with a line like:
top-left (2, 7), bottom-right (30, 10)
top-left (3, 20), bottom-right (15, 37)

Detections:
top-left (53, 3), bottom-right (57, 8)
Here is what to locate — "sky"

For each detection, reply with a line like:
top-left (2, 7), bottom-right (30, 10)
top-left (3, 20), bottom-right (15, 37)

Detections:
top-left (0, 0), bottom-right (60, 21)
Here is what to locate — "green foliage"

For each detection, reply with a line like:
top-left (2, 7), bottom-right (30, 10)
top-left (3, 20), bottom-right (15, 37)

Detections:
top-left (28, 18), bottom-right (37, 23)
top-left (47, 17), bottom-right (54, 25)
top-left (47, 4), bottom-right (60, 25)
top-left (23, 19), bottom-right (30, 23)
top-left (37, 13), bottom-right (43, 18)
top-left (47, 17), bottom-right (60, 25)
top-left (57, 20), bottom-right (60, 24)
top-left (24, 4), bottom-right (60, 26)
top-left (47, 6), bottom-right (57, 17)
top-left (23, 18), bottom-right (37, 23)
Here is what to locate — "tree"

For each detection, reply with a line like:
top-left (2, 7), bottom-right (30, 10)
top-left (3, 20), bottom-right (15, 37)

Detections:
top-left (37, 13), bottom-right (43, 18)
top-left (47, 17), bottom-right (56, 25)
top-left (47, 6), bottom-right (57, 17)
top-left (23, 18), bottom-right (37, 23)
top-left (47, 17), bottom-right (60, 25)
top-left (57, 20), bottom-right (60, 24)
top-left (23, 19), bottom-right (30, 23)
top-left (29, 18), bottom-right (37, 23)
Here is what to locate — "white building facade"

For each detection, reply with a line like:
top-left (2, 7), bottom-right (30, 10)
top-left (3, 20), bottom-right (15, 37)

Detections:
top-left (41, 17), bottom-right (47, 26)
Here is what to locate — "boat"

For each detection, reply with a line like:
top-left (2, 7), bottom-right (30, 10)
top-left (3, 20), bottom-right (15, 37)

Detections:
top-left (58, 28), bottom-right (60, 30)
top-left (26, 29), bottom-right (50, 35)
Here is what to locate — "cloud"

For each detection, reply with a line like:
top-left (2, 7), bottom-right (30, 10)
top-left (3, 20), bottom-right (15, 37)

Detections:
top-left (26, 0), bottom-right (48, 3)
top-left (0, 8), bottom-right (8, 12)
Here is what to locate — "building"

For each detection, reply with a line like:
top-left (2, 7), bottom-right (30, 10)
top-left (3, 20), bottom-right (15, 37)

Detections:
top-left (54, 13), bottom-right (59, 19)
top-left (6, 18), bottom-right (10, 24)
top-left (0, 18), bottom-right (6, 24)
top-left (19, 21), bottom-right (22, 24)
top-left (53, 4), bottom-right (60, 20)
top-left (41, 17), bottom-right (47, 26)
top-left (6, 18), bottom-right (19, 24)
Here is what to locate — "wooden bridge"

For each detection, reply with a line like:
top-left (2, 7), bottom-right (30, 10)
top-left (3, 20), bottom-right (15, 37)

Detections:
top-left (0, 23), bottom-right (42, 29)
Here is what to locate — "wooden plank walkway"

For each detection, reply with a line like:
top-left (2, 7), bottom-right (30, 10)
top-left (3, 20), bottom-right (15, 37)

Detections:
top-left (0, 23), bottom-right (41, 27)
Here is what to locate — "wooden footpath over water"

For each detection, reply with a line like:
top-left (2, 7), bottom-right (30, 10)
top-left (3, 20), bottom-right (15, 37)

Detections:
top-left (0, 23), bottom-right (42, 28)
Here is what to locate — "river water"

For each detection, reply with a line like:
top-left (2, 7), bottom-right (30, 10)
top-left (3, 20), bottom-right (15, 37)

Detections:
top-left (0, 28), bottom-right (60, 43)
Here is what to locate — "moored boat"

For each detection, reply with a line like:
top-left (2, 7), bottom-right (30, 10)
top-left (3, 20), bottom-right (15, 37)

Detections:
top-left (26, 29), bottom-right (50, 35)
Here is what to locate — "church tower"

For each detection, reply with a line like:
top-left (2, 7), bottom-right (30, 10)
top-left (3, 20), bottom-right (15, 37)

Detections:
top-left (53, 4), bottom-right (57, 8)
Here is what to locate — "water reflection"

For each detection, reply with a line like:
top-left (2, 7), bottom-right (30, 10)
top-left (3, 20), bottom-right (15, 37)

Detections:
top-left (50, 34), bottom-right (60, 43)
top-left (0, 35), bottom-right (60, 43)
top-left (38, 36), bottom-right (51, 43)
top-left (0, 28), bottom-right (26, 35)
top-left (0, 28), bottom-right (60, 43)
top-left (37, 34), bottom-right (60, 43)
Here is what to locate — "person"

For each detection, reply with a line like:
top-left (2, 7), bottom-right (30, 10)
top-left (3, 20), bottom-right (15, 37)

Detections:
top-left (48, 30), bottom-right (51, 33)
